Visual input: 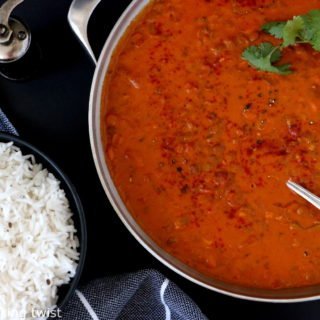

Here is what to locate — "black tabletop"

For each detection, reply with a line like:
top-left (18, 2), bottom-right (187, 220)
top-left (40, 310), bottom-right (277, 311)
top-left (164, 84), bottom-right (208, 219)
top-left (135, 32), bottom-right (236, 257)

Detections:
top-left (1, 1), bottom-right (320, 319)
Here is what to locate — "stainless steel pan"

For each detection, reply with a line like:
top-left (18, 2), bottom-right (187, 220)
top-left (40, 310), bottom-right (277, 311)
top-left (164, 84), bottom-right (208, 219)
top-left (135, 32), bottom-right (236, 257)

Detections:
top-left (68, 0), bottom-right (320, 302)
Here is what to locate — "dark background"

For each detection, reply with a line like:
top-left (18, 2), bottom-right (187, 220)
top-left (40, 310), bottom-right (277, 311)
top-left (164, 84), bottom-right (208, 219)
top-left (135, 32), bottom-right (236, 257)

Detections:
top-left (1, 0), bottom-right (319, 319)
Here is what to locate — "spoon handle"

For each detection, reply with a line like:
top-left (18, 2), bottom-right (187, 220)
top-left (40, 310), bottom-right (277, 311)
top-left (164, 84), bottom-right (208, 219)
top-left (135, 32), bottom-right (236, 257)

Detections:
top-left (287, 181), bottom-right (320, 210)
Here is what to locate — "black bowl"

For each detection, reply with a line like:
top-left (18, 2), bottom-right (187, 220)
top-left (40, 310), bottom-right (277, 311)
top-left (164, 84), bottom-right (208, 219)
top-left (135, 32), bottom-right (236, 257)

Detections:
top-left (0, 132), bottom-right (87, 309)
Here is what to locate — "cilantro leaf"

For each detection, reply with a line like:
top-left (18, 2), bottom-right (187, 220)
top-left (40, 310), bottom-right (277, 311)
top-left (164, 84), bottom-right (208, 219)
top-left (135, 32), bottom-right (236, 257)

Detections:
top-left (282, 16), bottom-right (305, 47)
top-left (262, 10), bottom-right (320, 51)
top-left (262, 21), bottom-right (286, 39)
top-left (311, 30), bottom-right (320, 51)
top-left (301, 10), bottom-right (320, 51)
top-left (242, 42), bottom-right (292, 75)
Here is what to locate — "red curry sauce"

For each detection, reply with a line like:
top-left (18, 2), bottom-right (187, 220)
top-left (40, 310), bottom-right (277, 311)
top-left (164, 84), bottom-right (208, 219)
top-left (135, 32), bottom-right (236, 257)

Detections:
top-left (102, 0), bottom-right (320, 289)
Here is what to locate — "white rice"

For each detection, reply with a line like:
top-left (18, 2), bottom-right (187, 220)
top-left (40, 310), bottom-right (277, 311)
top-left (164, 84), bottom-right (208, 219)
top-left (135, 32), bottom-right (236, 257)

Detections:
top-left (0, 142), bottom-right (79, 319)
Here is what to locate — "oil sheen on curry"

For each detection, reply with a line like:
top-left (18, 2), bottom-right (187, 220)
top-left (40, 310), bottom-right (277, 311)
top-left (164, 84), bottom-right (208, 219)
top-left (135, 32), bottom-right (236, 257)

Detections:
top-left (102, 0), bottom-right (320, 289)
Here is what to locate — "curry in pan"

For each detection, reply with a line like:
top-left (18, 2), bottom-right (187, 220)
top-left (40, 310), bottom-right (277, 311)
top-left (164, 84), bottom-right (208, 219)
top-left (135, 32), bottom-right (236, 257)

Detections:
top-left (102, 0), bottom-right (320, 289)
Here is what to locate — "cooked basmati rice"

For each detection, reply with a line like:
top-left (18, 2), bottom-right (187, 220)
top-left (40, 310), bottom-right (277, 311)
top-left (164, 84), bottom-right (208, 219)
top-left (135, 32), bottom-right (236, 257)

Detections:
top-left (0, 142), bottom-right (79, 319)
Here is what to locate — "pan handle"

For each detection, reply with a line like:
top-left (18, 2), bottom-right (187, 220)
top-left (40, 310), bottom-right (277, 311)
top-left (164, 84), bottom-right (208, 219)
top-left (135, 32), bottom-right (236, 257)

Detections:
top-left (68, 0), bottom-right (101, 65)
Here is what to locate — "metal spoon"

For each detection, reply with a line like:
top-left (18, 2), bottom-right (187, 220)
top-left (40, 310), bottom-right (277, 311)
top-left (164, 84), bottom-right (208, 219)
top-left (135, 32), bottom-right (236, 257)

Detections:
top-left (287, 181), bottom-right (320, 210)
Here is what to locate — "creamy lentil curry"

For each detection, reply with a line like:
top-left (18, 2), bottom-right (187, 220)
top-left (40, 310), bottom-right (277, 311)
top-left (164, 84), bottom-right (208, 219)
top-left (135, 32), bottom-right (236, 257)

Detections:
top-left (102, 0), bottom-right (320, 289)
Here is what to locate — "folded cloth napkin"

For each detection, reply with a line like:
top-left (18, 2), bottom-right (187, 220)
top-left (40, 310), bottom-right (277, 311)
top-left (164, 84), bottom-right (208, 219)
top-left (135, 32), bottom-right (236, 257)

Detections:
top-left (0, 109), bottom-right (207, 320)
top-left (60, 269), bottom-right (207, 320)
top-left (0, 108), bottom-right (18, 136)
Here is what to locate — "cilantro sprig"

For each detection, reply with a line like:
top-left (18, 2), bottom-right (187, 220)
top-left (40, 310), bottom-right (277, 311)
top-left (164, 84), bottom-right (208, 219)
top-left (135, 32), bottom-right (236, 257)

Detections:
top-left (242, 43), bottom-right (291, 75)
top-left (242, 9), bottom-right (320, 75)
